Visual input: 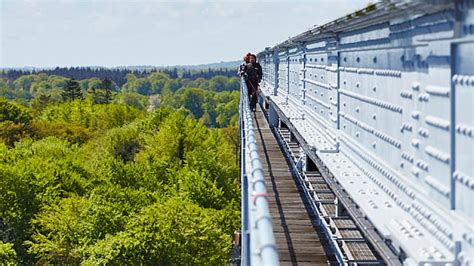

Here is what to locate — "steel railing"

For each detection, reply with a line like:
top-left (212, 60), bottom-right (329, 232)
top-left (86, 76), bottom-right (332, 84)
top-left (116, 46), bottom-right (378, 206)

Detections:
top-left (240, 78), bottom-right (279, 266)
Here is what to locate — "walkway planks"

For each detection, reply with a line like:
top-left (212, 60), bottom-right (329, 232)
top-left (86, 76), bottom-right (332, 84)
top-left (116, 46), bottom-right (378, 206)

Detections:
top-left (252, 107), bottom-right (331, 265)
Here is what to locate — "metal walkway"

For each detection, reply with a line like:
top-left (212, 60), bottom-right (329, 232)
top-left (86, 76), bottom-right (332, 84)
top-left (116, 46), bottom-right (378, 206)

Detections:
top-left (239, 80), bottom-right (383, 265)
top-left (252, 107), bottom-right (331, 265)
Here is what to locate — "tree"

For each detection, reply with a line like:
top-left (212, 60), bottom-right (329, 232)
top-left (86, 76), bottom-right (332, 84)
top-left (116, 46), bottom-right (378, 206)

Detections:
top-left (82, 198), bottom-right (231, 265)
top-left (29, 120), bottom-right (92, 144)
top-left (209, 76), bottom-right (227, 92)
top-left (61, 78), bottom-right (83, 101)
top-left (40, 101), bottom-right (144, 131)
top-left (114, 92), bottom-right (148, 110)
top-left (0, 97), bottom-right (31, 124)
top-left (0, 121), bottom-right (30, 147)
top-left (31, 93), bottom-right (53, 114)
top-left (0, 98), bottom-right (32, 146)
top-left (121, 73), bottom-right (138, 93)
top-left (99, 77), bottom-right (113, 104)
top-left (221, 126), bottom-right (239, 165)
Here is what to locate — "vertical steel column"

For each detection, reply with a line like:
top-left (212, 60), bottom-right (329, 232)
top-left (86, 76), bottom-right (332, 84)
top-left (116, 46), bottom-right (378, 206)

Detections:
top-left (286, 49), bottom-right (290, 104)
top-left (273, 51), bottom-right (279, 96)
top-left (301, 46), bottom-right (307, 107)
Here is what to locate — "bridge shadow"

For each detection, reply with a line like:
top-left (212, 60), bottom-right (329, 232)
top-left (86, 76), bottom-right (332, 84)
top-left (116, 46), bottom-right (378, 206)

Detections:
top-left (254, 111), bottom-right (298, 265)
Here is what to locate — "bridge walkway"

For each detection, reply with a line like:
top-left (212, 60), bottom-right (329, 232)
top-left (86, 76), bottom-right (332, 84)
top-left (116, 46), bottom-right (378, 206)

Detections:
top-left (253, 106), bottom-right (333, 265)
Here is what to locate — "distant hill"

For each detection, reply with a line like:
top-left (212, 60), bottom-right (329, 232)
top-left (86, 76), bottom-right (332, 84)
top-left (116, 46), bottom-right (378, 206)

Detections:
top-left (166, 60), bottom-right (241, 70)
top-left (0, 60), bottom-right (242, 72)
top-left (110, 60), bottom-right (241, 71)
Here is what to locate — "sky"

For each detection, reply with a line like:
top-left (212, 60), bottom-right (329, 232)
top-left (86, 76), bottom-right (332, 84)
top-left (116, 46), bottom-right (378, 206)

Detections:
top-left (0, 0), bottom-right (371, 68)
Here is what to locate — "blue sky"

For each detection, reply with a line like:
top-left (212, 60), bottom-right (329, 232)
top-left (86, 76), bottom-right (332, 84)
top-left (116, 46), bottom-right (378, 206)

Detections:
top-left (1, 0), bottom-right (370, 68)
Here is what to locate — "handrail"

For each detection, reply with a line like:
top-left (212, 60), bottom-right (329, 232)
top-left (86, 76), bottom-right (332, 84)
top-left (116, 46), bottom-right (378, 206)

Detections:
top-left (240, 78), bottom-right (279, 266)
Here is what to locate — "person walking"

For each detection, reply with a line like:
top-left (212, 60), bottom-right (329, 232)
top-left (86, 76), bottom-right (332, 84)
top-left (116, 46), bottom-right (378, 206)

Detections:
top-left (241, 54), bottom-right (262, 112)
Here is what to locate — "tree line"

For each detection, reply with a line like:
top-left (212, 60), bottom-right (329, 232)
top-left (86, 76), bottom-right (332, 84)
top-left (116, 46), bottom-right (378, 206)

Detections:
top-left (1, 67), bottom-right (237, 88)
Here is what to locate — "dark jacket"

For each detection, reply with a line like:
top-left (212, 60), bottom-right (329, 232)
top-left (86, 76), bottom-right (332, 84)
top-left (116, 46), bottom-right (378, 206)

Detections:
top-left (243, 62), bottom-right (263, 84)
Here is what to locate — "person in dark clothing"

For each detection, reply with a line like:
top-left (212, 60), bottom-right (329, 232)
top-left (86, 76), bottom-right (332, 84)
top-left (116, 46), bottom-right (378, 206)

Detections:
top-left (238, 53), bottom-right (251, 76)
top-left (241, 54), bottom-right (262, 112)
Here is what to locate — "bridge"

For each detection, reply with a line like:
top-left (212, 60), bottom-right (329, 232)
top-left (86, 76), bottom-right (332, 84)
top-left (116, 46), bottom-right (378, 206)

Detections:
top-left (238, 0), bottom-right (474, 265)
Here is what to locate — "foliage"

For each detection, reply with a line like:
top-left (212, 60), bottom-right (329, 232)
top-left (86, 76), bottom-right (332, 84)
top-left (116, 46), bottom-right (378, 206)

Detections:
top-left (29, 120), bottom-right (92, 144)
top-left (0, 241), bottom-right (17, 265)
top-left (113, 92), bottom-right (148, 110)
top-left (82, 198), bottom-right (231, 265)
top-left (0, 98), bottom-right (32, 146)
top-left (99, 77), bottom-right (114, 104)
top-left (0, 121), bottom-right (30, 147)
top-left (0, 97), bottom-right (240, 265)
top-left (0, 97), bottom-right (31, 124)
top-left (40, 100), bottom-right (144, 131)
top-left (62, 78), bottom-right (83, 101)
top-left (0, 71), bottom-right (241, 264)
top-left (163, 88), bottom-right (239, 127)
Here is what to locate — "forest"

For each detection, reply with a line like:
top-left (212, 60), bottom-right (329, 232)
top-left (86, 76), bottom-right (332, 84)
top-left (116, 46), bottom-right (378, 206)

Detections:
top-left (1, 67), bottom-right (237, 88)
top-left (0, 69), bottom-right (241, 264)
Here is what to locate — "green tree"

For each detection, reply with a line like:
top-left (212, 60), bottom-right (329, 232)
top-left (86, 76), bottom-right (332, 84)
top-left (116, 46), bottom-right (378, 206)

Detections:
top-left (0, 98), bottom-right (32, 146)
top-left (148, 72), bottom-right (170, 94)
top-left (26, 194), bottom-right (130, 265)
top-left (121, 73), bottom-right (138, 93)
top-left (80, 78), bottom-right (101, 92)
top-left (0, 97), bottom-right (31, 124)
top-left (31, 93), bottom-right (53, 114)
top-left (40, 101), bottom-right (144, 131)
top-left (99, 77), bottom-right (113, 103)
top-left (29, 120), bottom-right (92, 144)
top-left (62, 78), bottom-right (83, 101)
top-left (0, 78), bottom-right (16, 100)
top-left (209, 75), bottom-right (228, 92)
top-left (13, 75), bottom-right (34, 92)
top-left (114, 92), bottom-right (148, 110)
top-left (83, 198), bottom-right (231, 265)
